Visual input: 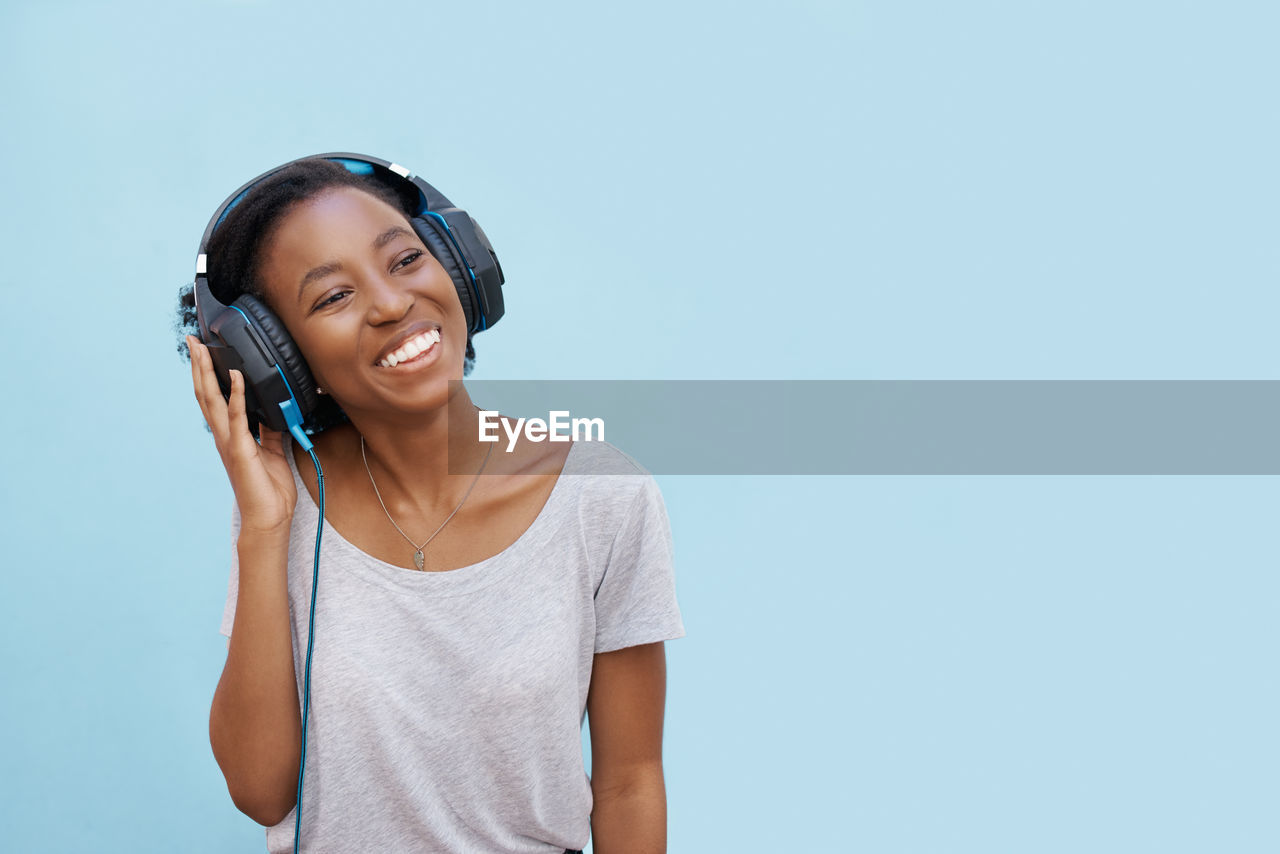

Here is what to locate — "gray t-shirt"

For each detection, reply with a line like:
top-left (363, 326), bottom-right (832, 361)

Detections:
top-left (220, 439), bottom-right (685, 853)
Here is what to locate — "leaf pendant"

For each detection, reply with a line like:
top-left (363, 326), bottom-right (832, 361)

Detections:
top-left (413, 550), bottom-right (425, 571)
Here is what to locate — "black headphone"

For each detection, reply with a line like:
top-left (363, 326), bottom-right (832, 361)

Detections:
top-left (192, 152), bottom-right (505, 449)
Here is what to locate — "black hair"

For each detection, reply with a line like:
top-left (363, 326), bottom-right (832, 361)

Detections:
top-left (174, 158), bottom-right (477, 435)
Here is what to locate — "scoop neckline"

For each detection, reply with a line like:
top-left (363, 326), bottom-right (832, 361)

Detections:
top-left (286, 438), bottom-right (580, 596)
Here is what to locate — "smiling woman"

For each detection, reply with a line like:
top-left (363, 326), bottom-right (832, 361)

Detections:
top-left (174, 159), bottom-right (479, 438)
top-left (173, 154), bottom-right (684, 854)
top-left (252, 186), bottom-right (471, 423)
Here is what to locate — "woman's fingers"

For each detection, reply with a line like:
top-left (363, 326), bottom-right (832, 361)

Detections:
top-left (225, 369), bottom-right (270, 475)
top-left (188, 335), bottom-right (229, 441)
top-left (226, 369), bottom-right (253, 445)
top-left (188, 335), bottom-right (216, 430)
top-left (189, 338), bottom-right (273, 457)
top-left (187, 335), bottom-right (209, 419)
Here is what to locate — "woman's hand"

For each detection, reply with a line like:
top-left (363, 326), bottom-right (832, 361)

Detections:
top-left (187, 335), bottom-right (297, 535)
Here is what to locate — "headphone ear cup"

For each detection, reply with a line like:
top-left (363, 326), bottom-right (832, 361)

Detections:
top-left (231, 294), bottom-right (320, 419)
top-left (412, 215), bottom-right (478, 333)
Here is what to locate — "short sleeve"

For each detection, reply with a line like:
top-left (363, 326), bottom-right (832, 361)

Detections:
top-left (220, 501), bottom-right (241, 639)
top-left (593, 475), bottom-right (686, 653)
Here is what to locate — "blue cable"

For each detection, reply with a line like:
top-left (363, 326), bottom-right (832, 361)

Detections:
top-left (293, 447), bottom-right (325, 854)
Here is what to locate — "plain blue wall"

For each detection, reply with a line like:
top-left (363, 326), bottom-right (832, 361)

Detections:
top-left (1, 1), bottom-right (1276, 851)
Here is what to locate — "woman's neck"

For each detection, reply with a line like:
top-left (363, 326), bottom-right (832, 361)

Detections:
top-left (342, 385), bottom-right (495, 516)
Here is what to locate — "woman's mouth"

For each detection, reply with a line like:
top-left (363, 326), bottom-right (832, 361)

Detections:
top-left (377, 328), bottom-right (442, 368)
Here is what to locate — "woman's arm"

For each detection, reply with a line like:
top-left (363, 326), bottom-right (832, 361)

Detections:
top-left (586, 641), bottom-right (670, 854)
top-left (209, 528), bottom-right (302, 826)
top-left (189, 338), bottom-right (303, 825)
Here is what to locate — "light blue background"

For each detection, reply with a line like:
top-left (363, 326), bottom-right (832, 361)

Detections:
top-left (1, 1), bottom-right (1275, 851)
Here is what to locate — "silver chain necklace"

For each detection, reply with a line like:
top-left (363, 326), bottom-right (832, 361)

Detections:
top-left (360, 435), bottom-right (494, 571)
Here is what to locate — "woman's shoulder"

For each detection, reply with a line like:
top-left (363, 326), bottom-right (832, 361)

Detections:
top-left (555, 439), bottom-right (665, 526)
top-left (563, 438), bottom-right (653, 478)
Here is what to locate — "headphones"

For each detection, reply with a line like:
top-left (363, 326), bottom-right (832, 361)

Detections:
top-left (192, 152), bottom-right (505, 449)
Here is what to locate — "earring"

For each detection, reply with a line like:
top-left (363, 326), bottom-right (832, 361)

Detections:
top-left (316, 387), bottom-right (326, 395)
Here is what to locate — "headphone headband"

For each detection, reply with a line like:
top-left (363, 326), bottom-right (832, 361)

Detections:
top-left (197, 152), bottom-right (458, 264)
top-left (195, 151), bottom-right (505, 330)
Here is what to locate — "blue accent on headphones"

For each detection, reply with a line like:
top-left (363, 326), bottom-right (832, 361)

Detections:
top-left (332, 157), bottom-right (375, 175)
top-left (421, 211), bottom-right (487, 330)
top-left (213, 158), bottom-right (378, 231)
top-left (277, 390), bottom-right (313, 452)
top-left (213, 188), bottom-right (249, 231)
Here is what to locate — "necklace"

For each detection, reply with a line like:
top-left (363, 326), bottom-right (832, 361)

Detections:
top-left (360, 435), bottom-right (494, 571)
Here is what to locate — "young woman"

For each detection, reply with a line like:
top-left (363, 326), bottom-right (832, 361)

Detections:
top-left (177, 155), bottom-right (684, 853)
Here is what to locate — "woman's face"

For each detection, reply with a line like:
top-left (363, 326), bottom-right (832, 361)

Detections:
top-left (256, 186), bottom-right (470, 420)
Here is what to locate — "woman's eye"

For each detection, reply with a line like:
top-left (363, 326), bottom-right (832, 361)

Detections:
top-left (394, 250), bottom-right (424, 271)
top-left (313, 291), bottom-right (349, 312)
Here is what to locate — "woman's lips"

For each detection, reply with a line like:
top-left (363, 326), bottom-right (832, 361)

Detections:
top-left (377, 327), bottom-right (442, 368)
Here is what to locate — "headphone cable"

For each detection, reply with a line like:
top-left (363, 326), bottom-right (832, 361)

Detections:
top-left (293, 446), bottom-right (325, 854)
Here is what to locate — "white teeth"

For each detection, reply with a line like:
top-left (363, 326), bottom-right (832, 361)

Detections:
top-left (378, 328), bottom-right (440, 368)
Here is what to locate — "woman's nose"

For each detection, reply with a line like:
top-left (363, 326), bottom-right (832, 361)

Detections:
top-left (365, 275), bottom-right (414, 325)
